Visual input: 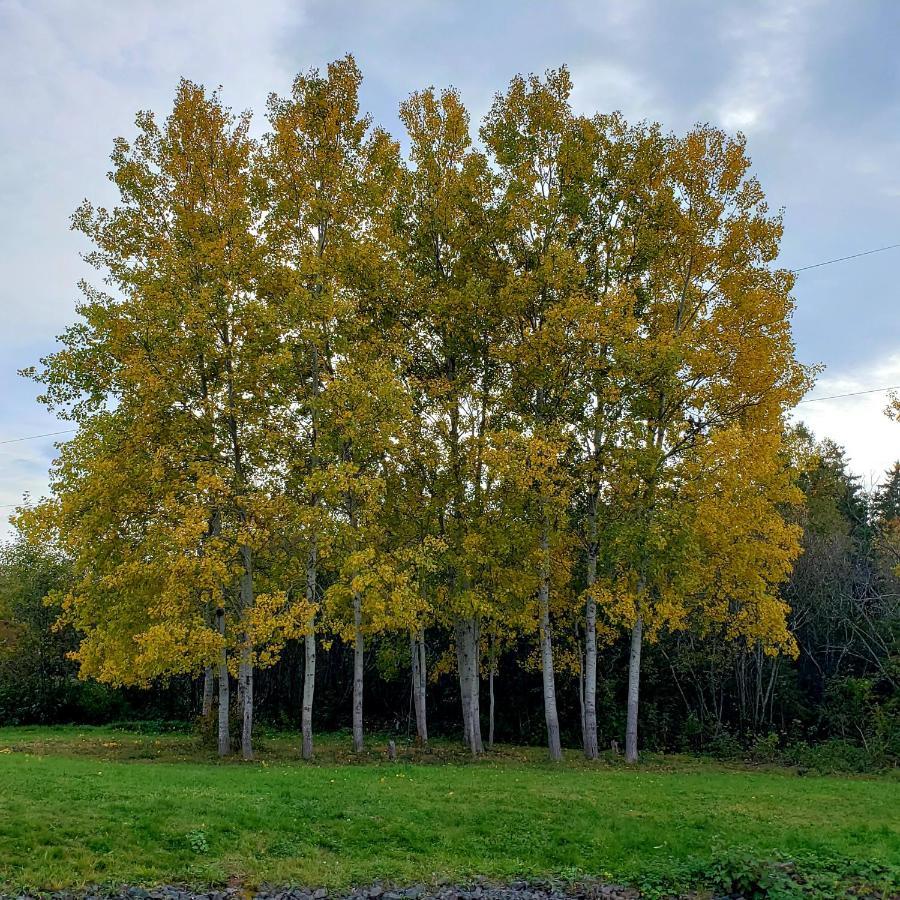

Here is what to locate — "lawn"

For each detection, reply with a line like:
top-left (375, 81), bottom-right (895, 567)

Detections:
top-left (0, 726), bottom-right (897, 893)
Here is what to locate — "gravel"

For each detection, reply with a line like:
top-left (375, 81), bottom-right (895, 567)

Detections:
top-left (1, 879), bottom-right (758, 900)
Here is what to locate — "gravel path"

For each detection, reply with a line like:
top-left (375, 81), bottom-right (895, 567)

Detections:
top-left (1, 881), bottom-right (740, 900)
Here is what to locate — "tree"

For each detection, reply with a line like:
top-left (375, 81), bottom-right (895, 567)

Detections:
top-left (595, 125), bottom-right (811, 762)
top-left (0, 536), bottom-right (75, 722)
top-left (872, 463), bottom-right (900, 528)
top-left (261, 55), bottom-right (399, 757)
top-left (18, 80), bottom-right (300, 759)
top-left (481, 66), bottom-right (589, 760)
top-left (395, 85), bottom-right (503, 754)
top-left (785, 431), bottom-right (899, 692)
top-left (560, 114), bottom-right (669, 759)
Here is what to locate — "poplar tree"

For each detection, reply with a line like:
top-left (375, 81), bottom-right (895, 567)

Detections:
top-left (481, 67), bottom-right (586, 760)
top-left (318, 340), bottom-right (427, 752)
top-left (261, 55), bottom-right (398, 757)
top-left (19, 81), bottom-right (300, 759)
top-left (561, 115), bottom-right (668, 758)
top-left (600, 126), bottom-right (810, 762)
top-left (396, 86), bottom-right (503, 754)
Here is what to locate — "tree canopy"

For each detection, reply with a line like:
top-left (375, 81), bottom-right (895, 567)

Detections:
top-left (16, 58), bottom-right (817, 761)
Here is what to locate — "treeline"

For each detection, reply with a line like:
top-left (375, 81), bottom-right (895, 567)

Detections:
top-left (3, 442), bottom-right (898, 764)
top-left (13, 56), bottom-right (878, 762)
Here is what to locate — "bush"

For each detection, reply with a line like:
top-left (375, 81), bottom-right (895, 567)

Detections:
top-left (705, 730), bottom-right (743, 760)
top-left (748, 731), bottom-right (781, 763)
top-left (784, 738), bottom-right (880, 774)
top-left (634, 848), bottom-right (900, 899)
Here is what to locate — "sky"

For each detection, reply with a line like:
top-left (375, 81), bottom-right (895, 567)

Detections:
top-left (1, 0), bottom-right (899, 536)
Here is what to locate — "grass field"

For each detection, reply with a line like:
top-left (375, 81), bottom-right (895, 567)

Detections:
top-left (0, 726), bottom-right (897, 893)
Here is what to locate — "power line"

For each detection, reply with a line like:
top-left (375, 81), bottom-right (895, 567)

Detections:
top-left (0, 428), bottom-right (75, 446)
top-left (790, 242), bottom-right (900, 273)
top-left (798, 385), bottom-right (900, 404)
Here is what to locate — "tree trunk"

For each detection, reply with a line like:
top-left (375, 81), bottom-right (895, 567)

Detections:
top-left (584, 395), bottom-right (602, 759)
top-left (352, 590), bottom-right (364, 753)
top-left (488, 638), bottom-right (496, 751)
top-left (583, 585), bottom-right (599, 759)
top-left (238, 546), bottom-right (254, 761)
top-left (418, 631), bottom-right (427, 737)
top-left (201, 665), bottom-right (214, 719)
top-left (239, 647), bottom-right (253, 761)
top-left (455, 620), bottom-right (473, 748)
top-left (303, 338), bottom-right (320, 761)
top-left (216, 608), bottom-right (230, 757)
top-left (577, 635), bottom-right (585, 741)
top-left (455, 618), bottom-right (483, 754)
top-left (410, 629), bottom-right (427, 744)
top-left (467, 619), bottom-right (483, 754)
top-left (302, 631), bottom-right (316, 759)
top-left (239, 550), bottom-right (254, 761)
top-left (302, 540), bottom-right (317, 760)
top-left (625, 614), bottom-right (643, 763)
top-left (410, 631), bottom-right (420, 737)
top-left (539, 526), bottom-right (562, 761)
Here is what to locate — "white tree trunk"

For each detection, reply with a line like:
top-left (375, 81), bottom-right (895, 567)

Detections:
top-left (578, 644), bottom-right (585, 739)
top-left (201, 665), bottom-right (214, 719)
top-left (352, 590), bottom-right (364, 753)
top-left (216, 609), bottom-right (229, 757)
top-left (583, 575), bottom-right (599, 759)
top-left (303, 338), bottom-right (321, 761)
top-left (302, 630), bottom-right (316, 759)
top-left (625, 614), bottom-right (643, 763)
top-left (455, 618), bottom-right (482, 754)
top-left (302, 541), bottom-right (317, 760)
top-left (539, 526), bottom-right (562, 761)
top-left (468, 619), bottom-right (483, 755)
top-left (488, 641), bottom-right (496, 751)
top-left (539, 604), bottom-right (562, 760)
top-left (410, 629), bottom-right (427, 744)
top-left (238, 547), bottom-right (255, 760)
top-left (418, 631), bottom-right (427, 738)
top-left (583, 410), bottom-right (602, 759)
top-left (455, 620), bottom-right (473, 748)
top-left (239, 648), bottom-right (253, 761)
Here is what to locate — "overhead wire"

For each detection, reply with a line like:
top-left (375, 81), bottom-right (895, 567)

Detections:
top-left (789, 242), bottom-right (900, 273)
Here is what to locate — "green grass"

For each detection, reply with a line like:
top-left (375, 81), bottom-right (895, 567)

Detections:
top-left (0, 726), bottom-right (897, 892)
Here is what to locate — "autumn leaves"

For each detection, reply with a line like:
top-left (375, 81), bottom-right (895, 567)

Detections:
top-left (18, 57), bottom-right (810, 762)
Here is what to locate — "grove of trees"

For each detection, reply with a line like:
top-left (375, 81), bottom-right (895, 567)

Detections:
top-left (9, 57), bottom-right (894, 764)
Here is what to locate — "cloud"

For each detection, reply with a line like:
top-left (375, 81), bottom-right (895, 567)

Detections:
top-left (0, 434), bottom-right (67, 540)
top-left (570, 59), bottom-right (657, 121)
top-left (793, 352), bottom-right (900, 488)
top-left (712, 0), bottom-right (821, 133)
top-left (0, 0), bottom-right (306, 345)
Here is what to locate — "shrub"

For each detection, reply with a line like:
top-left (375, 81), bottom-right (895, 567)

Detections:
top-left (634, 848), bottom-right (900, 899)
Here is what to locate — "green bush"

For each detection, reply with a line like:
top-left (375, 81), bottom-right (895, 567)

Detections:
top-left (705, 730), bottom-right (743, 759)
top-left (749, 731), bottom-right (782, 763)
top-left (635, 848), bottom-right (900, 899)
top-left (784, 738), bottom-right (879, 774)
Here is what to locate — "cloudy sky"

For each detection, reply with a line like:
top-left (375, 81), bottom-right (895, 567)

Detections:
top-left (2, 0), bottom-right (899, 535)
